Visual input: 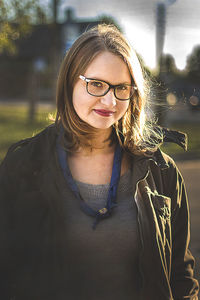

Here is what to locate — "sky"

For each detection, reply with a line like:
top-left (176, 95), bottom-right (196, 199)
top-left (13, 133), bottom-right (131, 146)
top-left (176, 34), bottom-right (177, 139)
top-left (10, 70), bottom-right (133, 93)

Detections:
top-left (57, 0), bottom-right (200, 70)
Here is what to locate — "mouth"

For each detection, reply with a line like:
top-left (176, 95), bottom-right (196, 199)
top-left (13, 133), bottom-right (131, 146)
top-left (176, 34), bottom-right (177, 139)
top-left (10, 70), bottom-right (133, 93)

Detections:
top-left (93, 109), bottom-right (115, 117)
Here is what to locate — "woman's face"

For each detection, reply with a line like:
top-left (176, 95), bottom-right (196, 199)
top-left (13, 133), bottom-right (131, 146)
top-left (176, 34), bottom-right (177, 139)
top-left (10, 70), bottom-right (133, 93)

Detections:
top-left (72, 51), bottom-right (131, 131)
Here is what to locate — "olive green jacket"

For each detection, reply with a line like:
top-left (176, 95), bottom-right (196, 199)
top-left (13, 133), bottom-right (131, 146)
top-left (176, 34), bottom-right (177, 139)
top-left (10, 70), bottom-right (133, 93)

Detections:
top-left (0, 124), bottom-right (199, 299)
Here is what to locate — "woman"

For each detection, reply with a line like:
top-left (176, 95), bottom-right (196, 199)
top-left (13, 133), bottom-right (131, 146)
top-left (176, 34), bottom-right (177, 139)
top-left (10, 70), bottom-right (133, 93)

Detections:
top-left (0, 24), bottom-right (198, 299)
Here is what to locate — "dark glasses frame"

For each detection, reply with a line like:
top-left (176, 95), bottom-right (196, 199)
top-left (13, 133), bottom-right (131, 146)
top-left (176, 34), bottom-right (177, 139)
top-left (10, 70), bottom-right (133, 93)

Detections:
top-left (79, 75), bottom-right (137, 101)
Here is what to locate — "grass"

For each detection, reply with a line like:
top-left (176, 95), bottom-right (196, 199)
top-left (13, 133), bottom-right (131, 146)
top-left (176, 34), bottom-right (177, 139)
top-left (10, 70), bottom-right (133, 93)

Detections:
top-left (0, 104), bottom-right (55, 162)
top-left (0, 103), bottom-right (199, 163)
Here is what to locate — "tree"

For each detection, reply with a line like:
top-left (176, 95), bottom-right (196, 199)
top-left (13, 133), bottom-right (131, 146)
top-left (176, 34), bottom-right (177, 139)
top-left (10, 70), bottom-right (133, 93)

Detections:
top-left (185, 45), bottom-right (200, 83)
top-left (160, 54), bottom-right (177, 74)
top-left (0, 0), bottom-right (47, 55)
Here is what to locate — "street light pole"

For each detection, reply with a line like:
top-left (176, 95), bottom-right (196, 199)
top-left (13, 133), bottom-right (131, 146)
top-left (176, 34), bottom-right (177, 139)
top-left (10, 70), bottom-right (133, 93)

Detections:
top-left (155, 0), bottom-right (177, 126)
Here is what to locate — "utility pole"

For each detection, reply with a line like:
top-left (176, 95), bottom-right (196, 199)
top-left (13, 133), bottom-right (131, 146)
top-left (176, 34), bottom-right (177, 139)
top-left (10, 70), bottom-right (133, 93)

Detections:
top-left (53, 0), bottom-right (59, 24)
top-left (51, 0), bottom-right (60, 101)
top-left (156, 2), bottom-right (166, 72)
top-left (155, 0), bottom-right (177, 126)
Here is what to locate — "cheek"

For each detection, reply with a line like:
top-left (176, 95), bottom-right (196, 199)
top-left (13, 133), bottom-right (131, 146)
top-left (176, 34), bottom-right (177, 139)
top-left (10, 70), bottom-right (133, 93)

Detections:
top-left (72, 90), bottom-right (79, 112)
top-left (72, 84), bottom-right (86, 112)
top-left (72, 85), bottom-right (96, 120)
top-left (118, 101), bottom-right (130, 117)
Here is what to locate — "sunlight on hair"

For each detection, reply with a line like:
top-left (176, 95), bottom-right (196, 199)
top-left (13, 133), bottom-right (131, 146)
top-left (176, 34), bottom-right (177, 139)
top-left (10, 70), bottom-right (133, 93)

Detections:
top-left (48, 112), bottom-right (56, 122)
top-left (129, 49), bottom-right (145, 99)
top-left (138, 109), bottom-right (146, 137)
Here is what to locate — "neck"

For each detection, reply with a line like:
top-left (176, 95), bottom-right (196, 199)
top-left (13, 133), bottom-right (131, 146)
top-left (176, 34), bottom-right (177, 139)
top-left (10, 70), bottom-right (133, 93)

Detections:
top-left (77, 127), bottom-right (115, 156)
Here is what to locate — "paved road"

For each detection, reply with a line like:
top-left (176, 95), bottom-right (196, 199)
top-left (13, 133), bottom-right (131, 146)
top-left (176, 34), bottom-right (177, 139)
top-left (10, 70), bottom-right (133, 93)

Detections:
top-left (176, 160), bottom-right (200, 287)
top-left (165, 102), bottom-right (200, 124)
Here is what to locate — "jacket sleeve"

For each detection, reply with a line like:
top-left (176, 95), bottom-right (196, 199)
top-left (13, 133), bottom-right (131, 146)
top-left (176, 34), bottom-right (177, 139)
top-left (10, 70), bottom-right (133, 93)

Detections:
top-left (0, 154), bottom-right (18, 298)
top-left (167, 161), bottom-right (199, 299)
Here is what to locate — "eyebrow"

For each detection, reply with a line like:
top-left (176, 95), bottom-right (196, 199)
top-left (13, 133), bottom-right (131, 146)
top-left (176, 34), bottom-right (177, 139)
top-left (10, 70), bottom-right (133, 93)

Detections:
top-left (84, 76), bottom-right (132, 85)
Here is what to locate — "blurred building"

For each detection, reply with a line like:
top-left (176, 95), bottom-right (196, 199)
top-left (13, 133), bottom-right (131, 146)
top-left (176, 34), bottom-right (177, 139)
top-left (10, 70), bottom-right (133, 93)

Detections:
top-left (0, 8), bottom-right (99, 102)
top-left (158, 55), bottom-right (200, 111)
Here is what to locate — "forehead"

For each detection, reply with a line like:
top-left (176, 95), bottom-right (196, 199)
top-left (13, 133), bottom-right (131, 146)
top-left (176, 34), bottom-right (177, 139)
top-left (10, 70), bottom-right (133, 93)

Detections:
top-left (84, 51), bottom-right (131, 84)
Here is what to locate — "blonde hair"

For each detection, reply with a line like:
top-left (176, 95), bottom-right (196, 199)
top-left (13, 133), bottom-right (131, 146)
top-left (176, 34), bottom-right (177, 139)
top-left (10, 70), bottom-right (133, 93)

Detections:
top-left (56, 24), bottom-right (162, 155)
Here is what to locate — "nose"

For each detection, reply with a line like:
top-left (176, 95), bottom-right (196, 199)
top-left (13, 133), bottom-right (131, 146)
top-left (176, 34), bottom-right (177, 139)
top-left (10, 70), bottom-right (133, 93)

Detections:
top-left (100, 89), bottom-right (117, 107)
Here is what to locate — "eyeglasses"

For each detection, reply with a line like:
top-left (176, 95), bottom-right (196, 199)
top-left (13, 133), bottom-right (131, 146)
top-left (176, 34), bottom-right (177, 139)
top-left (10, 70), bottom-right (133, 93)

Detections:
top-left (79, 75), bottom-right (137, 101)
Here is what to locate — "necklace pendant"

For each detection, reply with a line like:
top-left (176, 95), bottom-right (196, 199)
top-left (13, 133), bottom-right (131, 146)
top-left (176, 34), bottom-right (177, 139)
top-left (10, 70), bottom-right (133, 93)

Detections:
top-left (98, 207), bottom-right (108, 215)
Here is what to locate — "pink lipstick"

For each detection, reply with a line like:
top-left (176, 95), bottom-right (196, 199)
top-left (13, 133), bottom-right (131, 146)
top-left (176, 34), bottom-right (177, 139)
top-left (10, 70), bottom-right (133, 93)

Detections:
top-left (93, 109), bottom-right (114, 117)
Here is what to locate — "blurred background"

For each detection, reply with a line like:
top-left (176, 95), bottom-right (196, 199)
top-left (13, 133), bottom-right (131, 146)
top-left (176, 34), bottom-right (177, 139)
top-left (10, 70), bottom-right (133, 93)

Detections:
top-left (0, 0), bottom-right (199, 290)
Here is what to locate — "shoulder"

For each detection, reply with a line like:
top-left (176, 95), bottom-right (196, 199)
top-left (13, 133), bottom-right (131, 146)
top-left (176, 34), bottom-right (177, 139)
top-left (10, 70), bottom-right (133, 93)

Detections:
top-left (151, 148), bottom-right (184, 182)
top-left (148, 149), bottom-right (187, 211)
top-left (0, 123), bottom-right (58, 176)
top-left (157, 150), bottom-right (183, 181)
top-left (155, 150), bottom-right (178, 173)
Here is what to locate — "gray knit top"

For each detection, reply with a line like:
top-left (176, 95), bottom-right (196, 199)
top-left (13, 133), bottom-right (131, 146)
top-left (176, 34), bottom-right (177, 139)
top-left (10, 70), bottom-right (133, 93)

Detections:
top-left (63, 168), bottom-right (142, 300)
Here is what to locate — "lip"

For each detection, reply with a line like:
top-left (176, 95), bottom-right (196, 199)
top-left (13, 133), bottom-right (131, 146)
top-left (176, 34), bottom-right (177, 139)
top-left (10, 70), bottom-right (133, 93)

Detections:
top-left (93, 109), bottom-right (115, 117)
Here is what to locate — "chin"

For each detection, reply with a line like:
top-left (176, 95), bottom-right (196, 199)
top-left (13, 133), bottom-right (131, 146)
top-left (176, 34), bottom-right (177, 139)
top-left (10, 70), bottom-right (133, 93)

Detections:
top-left (90, 122), bottom-right (114, 130)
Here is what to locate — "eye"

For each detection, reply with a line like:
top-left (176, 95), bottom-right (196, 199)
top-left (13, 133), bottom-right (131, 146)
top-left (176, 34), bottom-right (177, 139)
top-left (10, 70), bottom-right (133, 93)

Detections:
top-left (90, 80), bottom-right (104, 88)
top-left (117, 85), bottom-right (129, 91)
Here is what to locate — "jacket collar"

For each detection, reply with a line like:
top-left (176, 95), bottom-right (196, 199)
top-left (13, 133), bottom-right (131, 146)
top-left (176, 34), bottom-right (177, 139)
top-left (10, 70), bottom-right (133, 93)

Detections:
top-left (133, 126), bottom-right (187, 171)
top-left (47, 123), bottom-right (187, 172)
top-left (154, 126), bottom-right (187, 168)
top-left (161, 126), bottom-right (187, 150)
